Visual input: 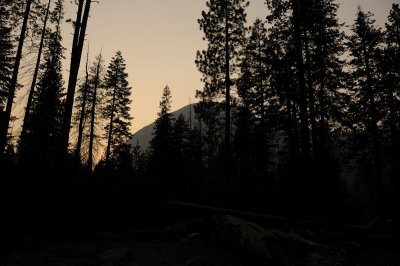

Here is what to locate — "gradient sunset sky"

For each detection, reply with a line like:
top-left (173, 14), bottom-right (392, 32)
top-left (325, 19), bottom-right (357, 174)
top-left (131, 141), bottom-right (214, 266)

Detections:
top-left (12, 0), bottom-right (398, 136)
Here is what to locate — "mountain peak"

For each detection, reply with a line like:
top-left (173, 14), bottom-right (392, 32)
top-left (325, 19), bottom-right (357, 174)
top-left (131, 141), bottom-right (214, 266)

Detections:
top-left (127, 103), bottom-right (196, 151)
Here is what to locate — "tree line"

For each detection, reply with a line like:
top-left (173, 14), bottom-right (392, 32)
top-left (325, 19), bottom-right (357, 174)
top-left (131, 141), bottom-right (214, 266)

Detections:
top-left (0, 0), bottom-right (132, 168)
top-left (0, 0), bottom-right (134, 231)
top-left (0, 0), bottom-right (399, 232)
top-left (147, 0), bottom-right (400, 225)
top-left (189, 0), bottom-right (400, 224)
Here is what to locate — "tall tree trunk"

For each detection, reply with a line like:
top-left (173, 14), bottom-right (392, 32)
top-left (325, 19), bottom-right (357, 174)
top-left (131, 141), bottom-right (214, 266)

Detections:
top-left (20, 0), bottom-right (51, 147)
top-left (292, 0), bottom-right (310, 157)
top-left (87, 55), bottom-right (101, 172)
top-left (224, 0), bottom-right (231, 175)
top-left (284, 64), bottom-right (299, 160)
top-left (75, 49), bottom-right (90, 161)
top-left (318, 67), bottom-right (326, 157)
top-left (189, 98), bottom-right (192, 129)
top-left (363, 47), bottom-right (385, 220)
top-left (0, 0), bottom-right (32, 157)
top-left (105, 87), bottom-right (117, 162)
top-left (61, 0), bottom-right (91, 155)
top-left (258, 37), bottom-right (265, 149)
top-left (304, 31), bottom-right (318, 156)
top-left (385, 62), bottom-right (398, 225)
top-left (316, 21), bottom-right (328, 158)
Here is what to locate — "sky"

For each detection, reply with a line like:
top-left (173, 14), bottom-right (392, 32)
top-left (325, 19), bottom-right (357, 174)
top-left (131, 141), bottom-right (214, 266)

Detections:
top-left (12, 0), bottom-right (399, 136)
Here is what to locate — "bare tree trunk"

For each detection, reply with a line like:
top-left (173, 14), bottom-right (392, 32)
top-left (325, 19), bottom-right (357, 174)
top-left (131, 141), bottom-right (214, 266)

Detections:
top-left (105, 87), bottom-right (117, 162)
top-left (75, 49), bottom-right (90, 161)
top-left (87, 54), bottom-right (101, 172)
top-left (224, 0), bottom-right (231, 176)
top-left (0, 0), bottom-right (32, 157)
top-left (20, 0), bottom-right (51, 147)
top-left (61, 0), bottom-right (91, 155)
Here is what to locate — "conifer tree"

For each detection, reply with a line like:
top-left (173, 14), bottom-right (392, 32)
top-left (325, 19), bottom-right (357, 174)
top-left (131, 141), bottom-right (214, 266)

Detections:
top-left (20, 0), bottom-right (52, 142)
top-left (0, 0), bottom-right (33, 156)
top-left (171, 114), bottom-right (190, 198)
top-left (348, 8), bottom-right (385, 219)
top-left (0, 2), bottom-right (14, 115)
top-left (266, 0), bottom-right (300, 161)
top-left (74, 48), bottom-right (90, 162)
top-left (303, 0), bottom-right (346, 157)
top-left (291, 0), bottom-right (310, 157)
top-left (238, 19), bottom-right (269, 129)
top-left (266, 0), bottom-right (312, 159)
top-left (151, 85), bottom-right (173, 158)
top-left (103, 51), bottom-right (133, 163)
top-left (149, 85), bottom-right (174, 200)
top-left (383, 4), bottom-right (400, 152)
top-left (19, 0), bottom-right (65, 165)
top-left (87, 52), bottom-right (104, 171)
top-left (236, 18), bottom-right (271, 207)
top-left (196, 0), bottom-right (249, 171)
top-left (383, 3), bottom-right (400, 225)
top-left (264, 0), bottom-right (347, 217)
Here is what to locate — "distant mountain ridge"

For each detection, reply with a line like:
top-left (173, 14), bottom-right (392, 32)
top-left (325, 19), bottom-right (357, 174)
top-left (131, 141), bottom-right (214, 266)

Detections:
top-left (127, 104), bottom-right (196, 151)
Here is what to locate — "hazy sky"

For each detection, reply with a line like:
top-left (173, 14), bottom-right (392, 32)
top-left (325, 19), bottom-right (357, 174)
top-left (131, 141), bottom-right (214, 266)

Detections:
top-left (12, 0), bottom-right (398, 136)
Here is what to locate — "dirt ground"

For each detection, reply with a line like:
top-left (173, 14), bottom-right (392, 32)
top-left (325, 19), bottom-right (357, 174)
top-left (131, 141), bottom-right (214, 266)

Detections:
top-left (1, 218), bottom-right (400, 266)
top-left (0, 234), bottom-right (254, 266)
top-left (1, 233), bottom-right (400, 266)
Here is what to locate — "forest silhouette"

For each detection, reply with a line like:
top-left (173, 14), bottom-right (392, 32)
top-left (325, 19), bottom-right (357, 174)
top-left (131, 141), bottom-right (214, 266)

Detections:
top-left (0, 0), bottom-right (400, 265)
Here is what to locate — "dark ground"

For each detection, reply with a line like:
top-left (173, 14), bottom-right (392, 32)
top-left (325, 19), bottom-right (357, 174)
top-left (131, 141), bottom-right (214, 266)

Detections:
top-left (1, 217), bottom-right (400, 266)
top-left (0, 232), bottom-right (251, 266)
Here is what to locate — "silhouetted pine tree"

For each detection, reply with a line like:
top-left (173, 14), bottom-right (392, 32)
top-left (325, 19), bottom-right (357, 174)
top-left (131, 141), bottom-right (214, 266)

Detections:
top-left (87, 52), bottom-right (105, 171)
top-left (383, 3), bottom-right (400, 225)
top-left (196, 0), bottom-right (249, 172)
top-left (73, 50), bottom-right (105, 170)
top-left (20, 0), bottom-right (52, 142)
top-left (264, 0), bottom-right (347, 217)
top-left (292, 0), bottom-right (310, 157)
top-left (131, 140), bottom-right (147, 178)
top-left (266, 0), bottom-right (300, 162)
top-left (236, 18), bottom-right (271, 209)
top-left (185, 120), bottom-right (204, 201)
top-left (170, 114), bottom-right (190, 198)
top-left (0, 2), bottom-right (14, 121)
top-left (301, 0), bottom-right (347, 157)
top-left (73, 48), bottom-right (90, 162)
top-left (347, 8), bottom-right (385, 219)
top-left (266, 0), bottom-right (315, 160)
top-left (0, 0), bottom-right (33, 156)
top-left (151, 85), bottom-right (173, 158)
top-left (19, 1), bottom-right (65, 166)
top-left (299, 0), bottom-right (347, 218)
top-left (149, 85), bottom-right (174, 201)
top-left (103, 51), bottom-right (132, 163)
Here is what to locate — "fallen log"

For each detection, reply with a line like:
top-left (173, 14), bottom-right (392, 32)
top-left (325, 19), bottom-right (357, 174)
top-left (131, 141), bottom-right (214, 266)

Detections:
top-left (211, 215), bottom-right (347, 265)
top-left (167, 200), bottom-right (391, 239)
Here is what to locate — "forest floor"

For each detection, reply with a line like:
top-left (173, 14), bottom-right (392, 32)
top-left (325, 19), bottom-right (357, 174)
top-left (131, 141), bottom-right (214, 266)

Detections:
top-left (1, 216), bottom-right (400, 265)
top-left (0, 231), bottom-right (253, 266)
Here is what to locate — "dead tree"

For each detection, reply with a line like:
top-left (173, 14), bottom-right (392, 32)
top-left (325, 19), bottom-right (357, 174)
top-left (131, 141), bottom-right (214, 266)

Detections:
top-left (0, 0), bottom-right (32, 157)
top-left (20, 0), bottom-right (52, 146)
top-left (61, 0), bottom-right (92, 155)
